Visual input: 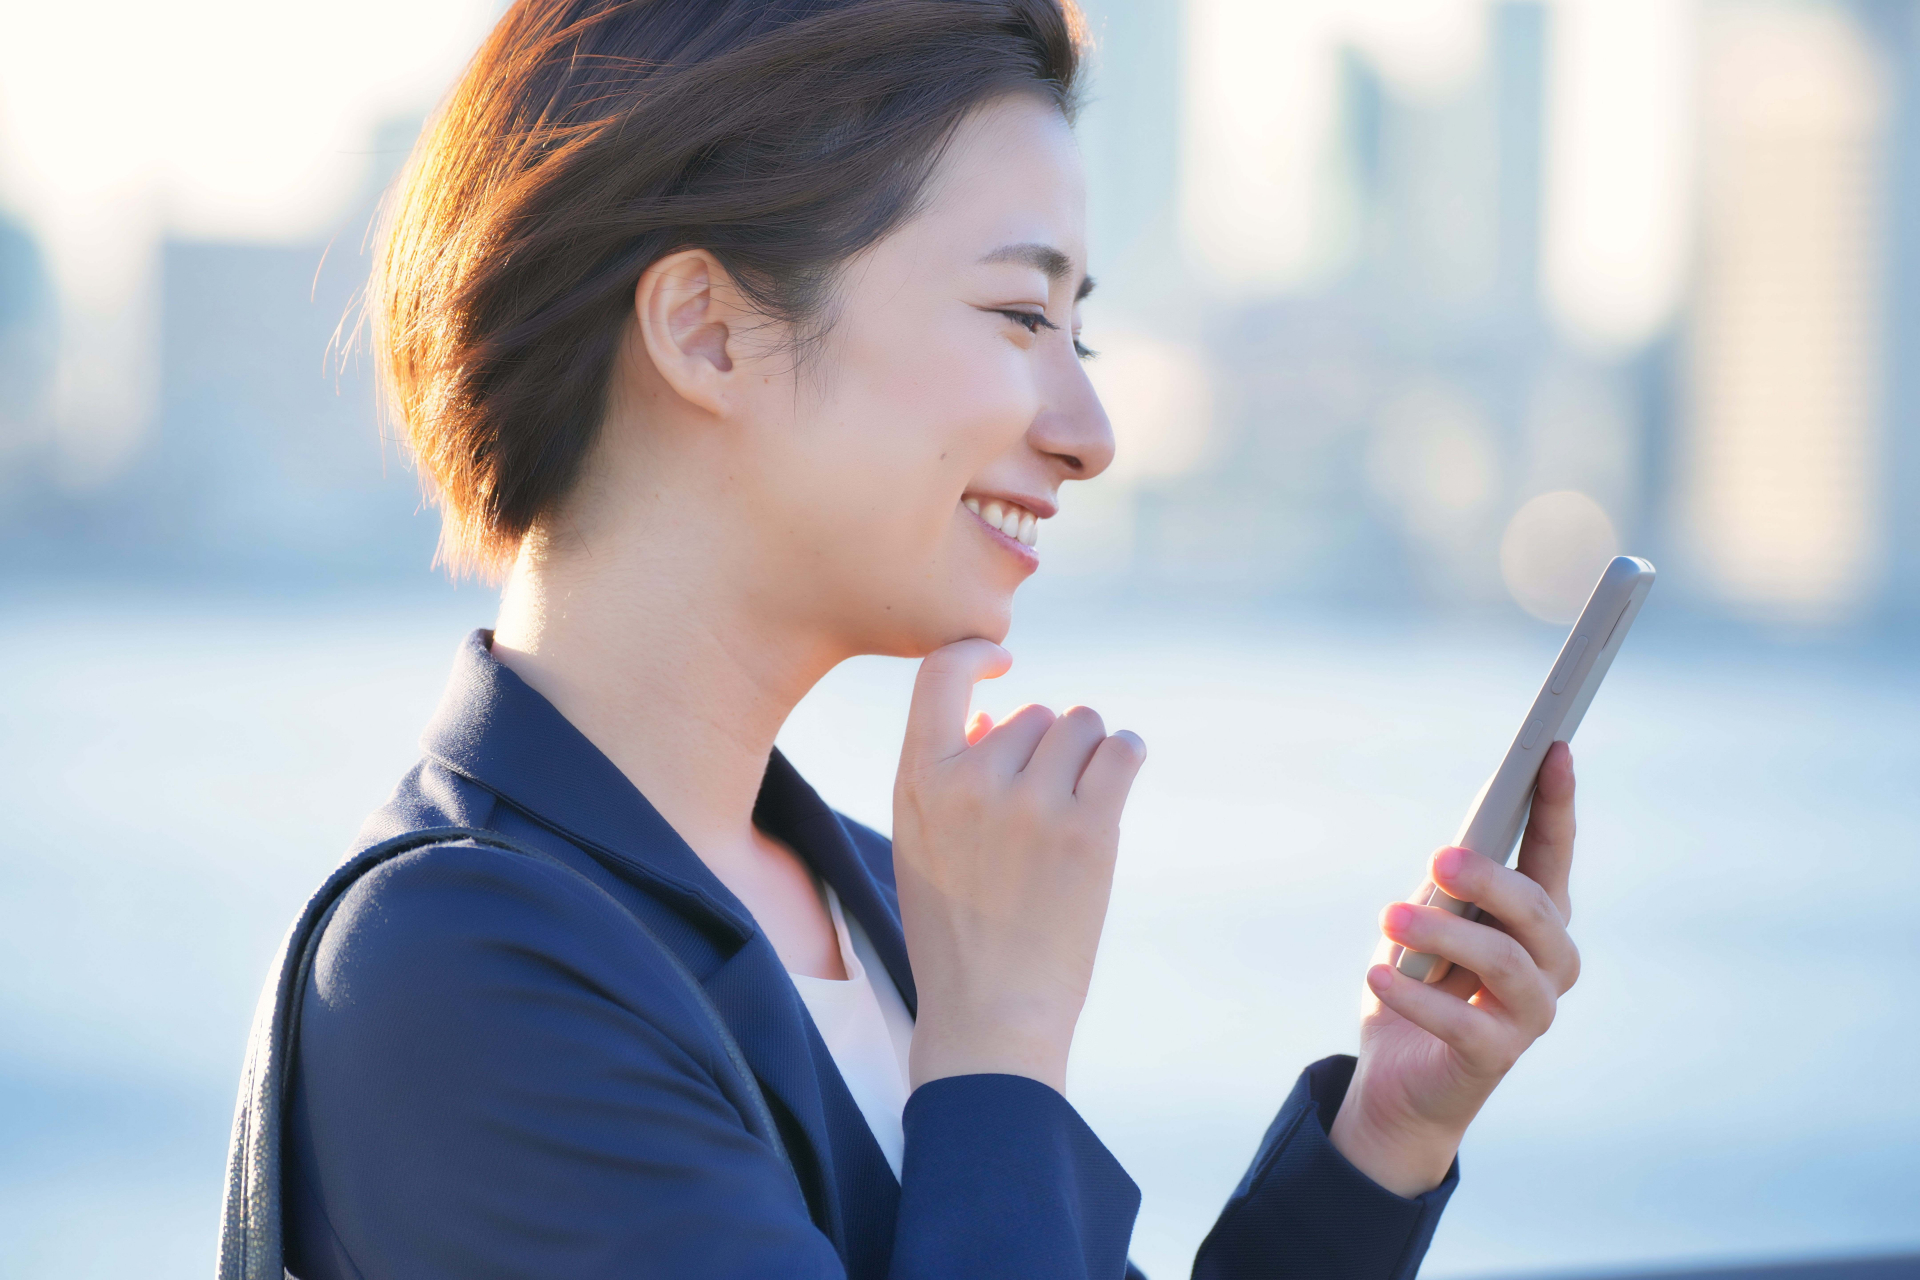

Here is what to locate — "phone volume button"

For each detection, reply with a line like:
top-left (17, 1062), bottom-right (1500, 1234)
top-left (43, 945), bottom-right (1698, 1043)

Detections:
top-left (1520, 717), bottom-right (1546, 749)
top-left (1550, 635), bottom-right (1591, 695)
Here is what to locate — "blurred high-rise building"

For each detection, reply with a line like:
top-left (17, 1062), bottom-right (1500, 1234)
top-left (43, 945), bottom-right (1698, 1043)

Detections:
top-left (1856, 0), bottom-right (1920, 630)
top-left (1121, 1), bottom-right (1648, 619)
top-left (0, 208), bottom-right (56, 496)
top-left (1681, 1), bottom-right (1891, 626)
top-left (5, 117), bottom-right (438, 581)
top-left (1075, 0), bottom-right (1186, 324)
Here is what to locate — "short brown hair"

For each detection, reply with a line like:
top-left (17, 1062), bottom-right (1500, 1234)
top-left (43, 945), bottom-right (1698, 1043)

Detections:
top-left (374, 0), bottom-right (1086, 576)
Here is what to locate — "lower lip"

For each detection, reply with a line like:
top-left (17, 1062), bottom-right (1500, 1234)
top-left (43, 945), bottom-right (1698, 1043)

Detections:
top-left (967, 507), bottom-right (1040, 571)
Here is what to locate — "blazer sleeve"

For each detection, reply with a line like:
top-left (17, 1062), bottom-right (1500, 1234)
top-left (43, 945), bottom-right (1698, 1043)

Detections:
top-left (1190, 1055), bottom-right (1458, 1280)
top-left (284, 844), bottom-right (1140, 1280)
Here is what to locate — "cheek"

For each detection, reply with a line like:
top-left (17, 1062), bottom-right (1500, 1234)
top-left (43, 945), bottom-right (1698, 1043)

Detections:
top-left (761, 300), bottom-right (1039, 640)
top-left (842, 307), bottom-right (1039, 501)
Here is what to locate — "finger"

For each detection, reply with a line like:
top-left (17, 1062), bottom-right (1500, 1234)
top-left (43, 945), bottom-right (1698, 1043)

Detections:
top-left (1073, 730), bottom-right (1147, 816)
top-left (1373, 869), bottom-right (1445, 969)
top-left (971, 703), bottom-right (1057, 774)
top-left (1382, 901), bottom-right (1556, 1034)
top-left (1433, 957), bottom-right (1487, 1001)
top-left (1365, 963), bottom-right (1512, 1073)
top-left (1430, 845), bottom-right (1580, 992)
top-left (1516, 741), bottom-right (1576, 918)
top-left (965, 710), bottom-right (994, 746)
top-left (902, 639), bottom-right (1011, 765)
top-left (1021, 705), bottom-right (1107, 792)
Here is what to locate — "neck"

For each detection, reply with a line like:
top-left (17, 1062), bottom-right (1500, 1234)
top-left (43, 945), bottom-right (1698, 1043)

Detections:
top-left (490, 527), bottom-right (843, 862)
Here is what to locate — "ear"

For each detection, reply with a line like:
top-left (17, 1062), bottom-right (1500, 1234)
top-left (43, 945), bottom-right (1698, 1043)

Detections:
top-left (634, 249), bottom-right (747, 417)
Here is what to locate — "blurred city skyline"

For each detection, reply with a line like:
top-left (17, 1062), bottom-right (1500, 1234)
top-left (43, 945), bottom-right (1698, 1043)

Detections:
top-left (0, 0), bottom-right (1915, 632)
top-left (2, 7), bottom-right (1915, 1276)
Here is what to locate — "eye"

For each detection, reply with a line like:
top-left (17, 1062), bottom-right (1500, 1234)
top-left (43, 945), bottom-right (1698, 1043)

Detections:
top-left (995, 308), bottom-right (1057, 336)
top-left (994, 308), bottom-right (1095, 360)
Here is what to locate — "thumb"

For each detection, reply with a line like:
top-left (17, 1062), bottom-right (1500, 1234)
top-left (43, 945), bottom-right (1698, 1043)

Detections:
top-left (902, 639), bottom-right (1011, 767)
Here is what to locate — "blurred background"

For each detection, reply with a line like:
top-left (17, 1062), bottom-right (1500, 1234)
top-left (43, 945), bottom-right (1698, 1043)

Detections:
top-left (0, 0), bottom-right (1915, 1277)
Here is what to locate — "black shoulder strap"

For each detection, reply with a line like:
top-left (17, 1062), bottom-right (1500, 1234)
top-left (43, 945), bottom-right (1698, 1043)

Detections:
top-left (216, 826), bottom-right (797, 1280)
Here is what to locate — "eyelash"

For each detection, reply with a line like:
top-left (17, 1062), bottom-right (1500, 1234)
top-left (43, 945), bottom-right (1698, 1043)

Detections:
top-left (996, 309), bottom-right (1097, 361)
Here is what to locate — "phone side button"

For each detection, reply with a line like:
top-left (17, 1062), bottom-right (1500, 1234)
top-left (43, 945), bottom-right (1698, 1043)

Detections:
top-left (1520, 717), bottom-right (1546, 749)
top-left (1549, 634), bottom-right (1591, 694)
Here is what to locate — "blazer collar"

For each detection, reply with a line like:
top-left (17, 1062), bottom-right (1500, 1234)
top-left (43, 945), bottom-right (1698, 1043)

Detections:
top-left (756, 751), bottom-right (916, 1015)
top-left (420, 630), bottom-right (909, 992)
top-left (419, 630), bottom-right (913, 1248)
top-left (420, 630), bottom-right (761, 942)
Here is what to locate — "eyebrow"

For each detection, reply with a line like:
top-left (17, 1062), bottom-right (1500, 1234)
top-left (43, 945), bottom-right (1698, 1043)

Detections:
top-left (980, 242), bottom-right (1096, 301)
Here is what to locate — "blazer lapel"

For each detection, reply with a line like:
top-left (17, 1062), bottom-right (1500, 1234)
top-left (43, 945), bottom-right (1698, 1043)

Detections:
top-left (413, 632), bottom-right (903, 1269)
top-left (756, 751), bottom-right (918, 1016)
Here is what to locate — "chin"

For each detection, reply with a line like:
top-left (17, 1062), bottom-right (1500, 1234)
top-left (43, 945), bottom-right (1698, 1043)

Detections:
top-left (878, 589), bottom-right (1015, 658)
top-left (959, 591), bottom-right (1016, 647)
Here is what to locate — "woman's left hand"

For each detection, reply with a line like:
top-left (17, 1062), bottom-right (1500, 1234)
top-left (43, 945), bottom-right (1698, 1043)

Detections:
top-left (1328, 741), bottom-right (1582, 1197)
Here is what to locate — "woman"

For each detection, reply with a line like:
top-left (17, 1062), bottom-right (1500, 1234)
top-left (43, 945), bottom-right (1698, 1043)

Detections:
top-left (267, 1), bottom-right (1583, 1276)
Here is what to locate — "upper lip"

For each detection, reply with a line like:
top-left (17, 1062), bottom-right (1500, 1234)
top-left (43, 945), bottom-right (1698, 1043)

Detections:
top-left (962, 490), bottom-right (1057, 520)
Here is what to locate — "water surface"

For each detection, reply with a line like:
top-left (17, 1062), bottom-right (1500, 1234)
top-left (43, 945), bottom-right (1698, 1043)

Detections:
top-left (2, 588), bottom-right (1912, 1277)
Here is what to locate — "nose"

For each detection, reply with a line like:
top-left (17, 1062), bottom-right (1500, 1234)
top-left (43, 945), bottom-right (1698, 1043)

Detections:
top-left (1027, 360), bottom-right (1115, 481)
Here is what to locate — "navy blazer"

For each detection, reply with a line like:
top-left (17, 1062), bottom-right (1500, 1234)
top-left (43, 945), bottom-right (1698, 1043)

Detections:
top-left (284, 631), bottom-right (1455, 1279)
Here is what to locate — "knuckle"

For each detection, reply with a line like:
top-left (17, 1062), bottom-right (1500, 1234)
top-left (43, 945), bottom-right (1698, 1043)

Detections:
top-left (1524, 879), bottom-right (1563, 929)
top-left (1063, 704), bottom-right (1107, 735)
top-left (1011, 702), bottom-right (1056, 728)
top-left (917, 648), bottom-right (967, 683)
top-left (1456, 1021), bottom-right (1502, 1065)
top-left (1489, 933), bottom-right (1531, 982)
top-left (1535, 990), bottom-right (1559, 1037)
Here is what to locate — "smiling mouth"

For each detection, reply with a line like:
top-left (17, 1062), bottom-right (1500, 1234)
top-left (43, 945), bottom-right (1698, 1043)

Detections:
top-left (963, 496), bottom-right (1041, 548)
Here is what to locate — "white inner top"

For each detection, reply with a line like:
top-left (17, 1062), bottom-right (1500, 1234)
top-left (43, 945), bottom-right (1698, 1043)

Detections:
top-left (786, 886), bottom-right (916, 1178)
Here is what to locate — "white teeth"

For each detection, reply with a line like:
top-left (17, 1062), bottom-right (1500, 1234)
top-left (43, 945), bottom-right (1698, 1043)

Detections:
top-left (967, 496), bottom-right (1043, 549)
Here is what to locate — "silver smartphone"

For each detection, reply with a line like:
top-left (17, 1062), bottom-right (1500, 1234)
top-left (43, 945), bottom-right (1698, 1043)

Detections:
top-left (1391, 555), bottom-right (1657, 984)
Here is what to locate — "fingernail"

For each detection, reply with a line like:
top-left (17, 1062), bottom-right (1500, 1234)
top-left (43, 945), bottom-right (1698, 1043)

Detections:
top-left (1367, 964), bottom-right (1393, 993)
top-left (1384, 902), bottom-right (1415, 935)
top-left (1436, 846), bottom-right (1466, 878)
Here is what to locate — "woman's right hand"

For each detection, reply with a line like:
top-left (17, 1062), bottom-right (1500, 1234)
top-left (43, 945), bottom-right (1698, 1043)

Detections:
top-left (892, 639), bottom-right (1146, 1094)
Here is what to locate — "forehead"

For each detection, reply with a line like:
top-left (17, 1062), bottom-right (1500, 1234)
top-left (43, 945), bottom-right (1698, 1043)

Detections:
top-left (902, 93), bottom-right (1088, 274)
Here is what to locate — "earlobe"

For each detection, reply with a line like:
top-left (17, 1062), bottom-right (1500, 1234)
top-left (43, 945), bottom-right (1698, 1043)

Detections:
top-left (635, 249), bottom-right (736, 416)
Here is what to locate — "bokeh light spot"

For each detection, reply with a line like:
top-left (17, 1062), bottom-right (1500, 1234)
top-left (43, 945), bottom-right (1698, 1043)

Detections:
top-left (1499, 489), bottom-right (1620, 623)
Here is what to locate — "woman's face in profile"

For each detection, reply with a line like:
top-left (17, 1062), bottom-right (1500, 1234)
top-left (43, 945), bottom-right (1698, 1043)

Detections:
top-left (717, 92), bottom-right (1114, 657)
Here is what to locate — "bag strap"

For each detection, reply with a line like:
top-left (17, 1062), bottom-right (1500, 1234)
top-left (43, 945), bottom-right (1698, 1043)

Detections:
top-left (217, 825), bottom-right (797, 1280)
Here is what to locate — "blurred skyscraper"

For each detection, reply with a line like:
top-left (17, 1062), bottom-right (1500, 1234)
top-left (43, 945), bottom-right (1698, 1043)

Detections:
top-left (1667, 0), bottom-right (1920, 630)
top-left (0, 207), bottom-right (56, 524)
top-left (1862, 0), bottom-right (1920, 630)
top-left (3, 0), bottom-right (1912, 629)
top-left (2, 117), bottom-right (436, 581)
top-left (1075, 0), bottom-right (1186, 324)
top-left (1681, 1), bottom-right (1891, 626)
top-left (1125, 2), bottom-right (1649, 620)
